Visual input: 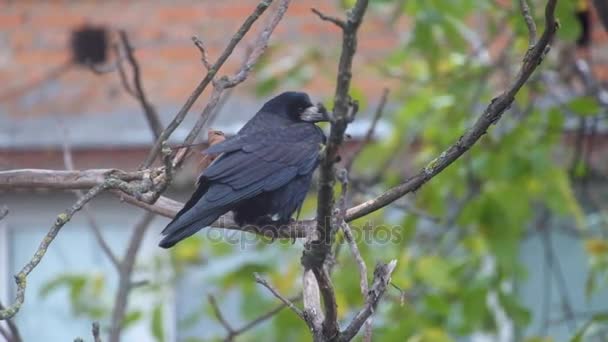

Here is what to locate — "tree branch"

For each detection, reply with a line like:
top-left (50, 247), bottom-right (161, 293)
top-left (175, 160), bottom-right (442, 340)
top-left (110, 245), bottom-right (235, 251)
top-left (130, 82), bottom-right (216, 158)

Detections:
top-left (519, 0), bottom-right (537, 46)
top-left (0, 206), bottom-right (8, 221)
top-left (341, 222), bottom-right (371, 341)
top-left (339, 260), bottom-right (397, 341)
top-left (303, 0), bottom-right (369, 339)
top-left (0, 182), bottom-right (107, 320)
top-left (108, 212), bottom-right (155, 342)
top-left (92, 322), bottom-right (101, 342)
top-left (141, 0), bottom-right (273, 168)
top-left (342, 0), bottom-right (558, 224)
top-left (173, 0), bottom-right (291, 170)
top-left (344, 88), bottom-right (389, 172)
top-left (117, 30), bottom-right (164, 140)
top-left (254, 273), bottom-right (309, 324)
top-left (0, 302), bottom-right (21, 342)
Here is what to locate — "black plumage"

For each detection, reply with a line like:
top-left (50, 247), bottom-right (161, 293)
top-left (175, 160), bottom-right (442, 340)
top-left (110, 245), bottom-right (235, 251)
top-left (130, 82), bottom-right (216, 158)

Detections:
top-left (159, 91), bottom-right (328, 248)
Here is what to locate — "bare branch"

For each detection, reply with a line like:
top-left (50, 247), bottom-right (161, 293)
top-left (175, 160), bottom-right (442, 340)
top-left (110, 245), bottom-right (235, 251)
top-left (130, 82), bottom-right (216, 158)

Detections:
top-left (341, 222), bottom-right (371, 341)
top-left (519, 0), bottom-right (537, 46)
top-left (108, 212), bottom-right (155, 342)
top-left (303, 0), bottom-right (370, 338)
top-left (92, 322), bottom-right (101, 342)
top-left (339, 260), bottom-right (397, 341)
top-left (254, 273), bottom-right (307, 323)
top-left (192, 36), bottom-right (213, 70)
top-left (0, 301), bottom-right (21, 342)
top-left (174, 0), bottom-right (291, 169)
top-left (311, 8), bottom-right (345, 29)
top-left (208, 295), bottom-right (236, 337)
top-left (302, 268), bottom-right (324, 334)
top-left (0, 182), bottom-right (107, 320)
top-left (0, 169), bottom-right (147, 190)
top-left (343, 0), bottom-right (558, 224)
top-left (61, 134), bottom-right (121, 270)
top-left (141, 0), bottom-right (273, 168)
top-left (114, 43), bottom-right (137, 97)
top-left (0, 206), bottom-right (8, 221)
top-left (117, 30), bottom-right (164, 140)
top-left (344, 88), bottom-right (389, 172)
top-left (231, 294), bottom-right (302, 337)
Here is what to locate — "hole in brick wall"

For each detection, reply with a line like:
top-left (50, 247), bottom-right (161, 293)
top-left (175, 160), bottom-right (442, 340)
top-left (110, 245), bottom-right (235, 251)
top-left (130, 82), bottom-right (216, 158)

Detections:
top-left (70, 25), bottom-right (108, 65)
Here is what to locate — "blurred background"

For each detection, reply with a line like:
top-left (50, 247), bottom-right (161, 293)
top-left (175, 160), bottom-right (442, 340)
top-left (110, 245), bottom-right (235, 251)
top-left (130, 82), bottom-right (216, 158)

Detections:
top-left (1, 0), bottom-right (608, 341)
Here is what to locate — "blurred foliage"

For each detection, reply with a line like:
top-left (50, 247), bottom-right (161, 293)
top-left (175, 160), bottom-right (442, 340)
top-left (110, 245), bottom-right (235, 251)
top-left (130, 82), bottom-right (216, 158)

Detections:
top-left (38, 0), bottom-right (608, 341)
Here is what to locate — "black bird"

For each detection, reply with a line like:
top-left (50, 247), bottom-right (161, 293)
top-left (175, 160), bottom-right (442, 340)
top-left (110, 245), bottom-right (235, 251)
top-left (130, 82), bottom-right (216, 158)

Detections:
top-left (159, 91), bottom-right (329, 248)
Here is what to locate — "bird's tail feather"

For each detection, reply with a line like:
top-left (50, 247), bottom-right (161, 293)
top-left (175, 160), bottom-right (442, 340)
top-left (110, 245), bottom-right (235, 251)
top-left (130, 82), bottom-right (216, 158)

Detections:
top-left (158, 207), bottom-right (224, 248)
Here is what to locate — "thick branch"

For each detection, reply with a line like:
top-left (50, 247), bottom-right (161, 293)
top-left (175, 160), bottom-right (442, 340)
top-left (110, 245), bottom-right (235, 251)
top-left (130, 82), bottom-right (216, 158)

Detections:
top-left (0, 169), bottom-right (145, 190)
top-left (303, 0), bottom-right (369, 339)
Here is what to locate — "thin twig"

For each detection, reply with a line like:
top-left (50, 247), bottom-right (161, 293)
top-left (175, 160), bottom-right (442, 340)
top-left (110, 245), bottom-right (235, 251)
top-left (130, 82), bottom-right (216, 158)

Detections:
top-left (253, 273), bottom-right (307, 322)
top-left (208, 295), bottom-right (236, 336)
top-left (0, 206), bottom-right (8, 221)
top-left (344, 88), bottom-right (389, 172)
top-left (341, 222), bottom-right (371, 341)
top-left (61, 132), bottom-right (121, 270)
top-left (343, 0), bottom-right (558, 224)
top-left (92, 322), bottom-right (101, 342)
top-left (339, 260), bottom-right (397, 341)
top-left (231, 294), bottom-right (302, 337)
top-left (519, 0), bottom-right (537, 46)
top-left (173, 0), bottom-right (291, 169)
top-left (311, 8), bottom-right (345, 29)
top-left (192, 36), bottom-right (213, 70)
top-left (108, 212), bottom-right (155, 342)
top-left (141, 0), bottom-right (273, 168)
top-left (118, 30), bottom-right (164, 140)
top-left (0, 183), bottom-right (107, 320)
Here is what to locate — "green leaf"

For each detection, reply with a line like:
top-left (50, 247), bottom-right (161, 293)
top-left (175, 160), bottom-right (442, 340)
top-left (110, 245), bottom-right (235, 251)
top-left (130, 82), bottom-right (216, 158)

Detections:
top-left (123, 310), bottom-right (143, 329)
top-left (151, 304), bottom-right (165, 342)
top-left (571, 313), bottom-right (608, 342)
top-left (567, 96), bottom-right (601, 116)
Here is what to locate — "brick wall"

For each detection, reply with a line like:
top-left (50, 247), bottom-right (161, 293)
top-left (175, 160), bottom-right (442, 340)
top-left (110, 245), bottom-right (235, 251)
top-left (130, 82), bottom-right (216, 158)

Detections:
top-left (0, 0), bottom-right (401, 119)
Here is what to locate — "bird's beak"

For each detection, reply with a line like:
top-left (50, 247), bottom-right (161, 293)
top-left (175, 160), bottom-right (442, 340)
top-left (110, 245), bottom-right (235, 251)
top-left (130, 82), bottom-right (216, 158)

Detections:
top-left (300, 105), bottom-right (330, 122)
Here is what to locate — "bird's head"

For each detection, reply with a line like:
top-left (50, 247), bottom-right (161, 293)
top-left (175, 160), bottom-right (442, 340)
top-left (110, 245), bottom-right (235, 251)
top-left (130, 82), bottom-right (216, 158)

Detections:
top-left (262, 91), bottom-right (330, 123)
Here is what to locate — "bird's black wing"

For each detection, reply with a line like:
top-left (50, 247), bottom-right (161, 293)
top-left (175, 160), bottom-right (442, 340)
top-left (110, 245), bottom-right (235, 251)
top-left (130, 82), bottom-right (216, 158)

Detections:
top-left (160, 123), bottom-right (323, 244)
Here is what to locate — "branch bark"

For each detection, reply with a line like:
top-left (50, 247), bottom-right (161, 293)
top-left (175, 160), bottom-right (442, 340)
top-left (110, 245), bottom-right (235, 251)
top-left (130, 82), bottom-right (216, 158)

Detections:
top-left (302, 1), bottom-right (369, 340)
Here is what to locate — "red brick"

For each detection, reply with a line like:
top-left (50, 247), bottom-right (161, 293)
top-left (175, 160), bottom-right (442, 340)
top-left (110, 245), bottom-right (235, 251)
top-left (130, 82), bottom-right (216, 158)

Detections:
top-left (289, 1), bottom-right (334, 17)
top-left (157, 6), bottom-right (207, 23)
top-left (31, 13), bottom-right (84, 29)
top-left (0, 14), bottom-right (24, 29)
top-left (158, 45), bottom-right (198, 61)
top-left (300, 21), bottom-right (341, 35)
top-left (212, 3), bottom-right (260, 19)
top-left (14, 49), bottom-right (69, 66)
